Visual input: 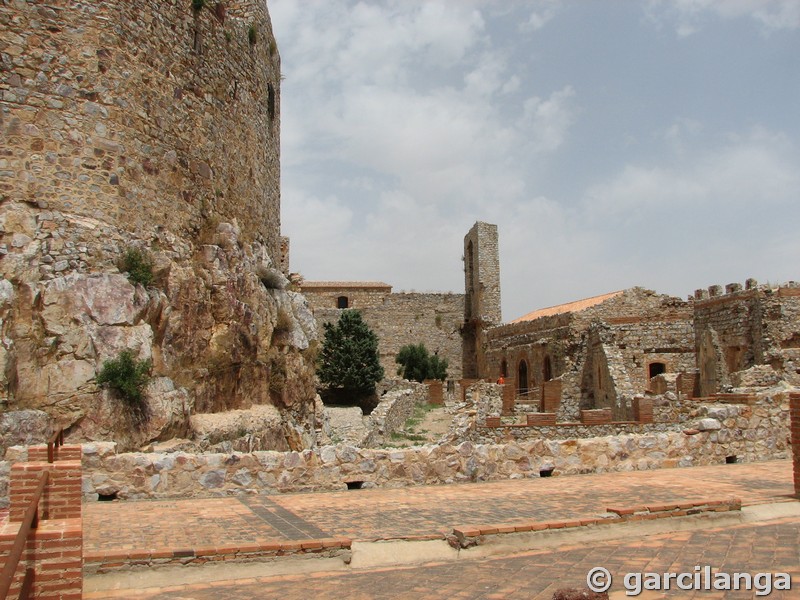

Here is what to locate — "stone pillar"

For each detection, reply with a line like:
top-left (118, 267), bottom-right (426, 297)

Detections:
top-left (790, 393), bottom-right (800, 498)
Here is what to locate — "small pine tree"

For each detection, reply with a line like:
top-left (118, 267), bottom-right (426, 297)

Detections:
top-left (96, 349), bottom-right (152, 403)
top-left (318, 310), bottom-right (384, 393)
top-left (396, 343), bottom-right (448, 382)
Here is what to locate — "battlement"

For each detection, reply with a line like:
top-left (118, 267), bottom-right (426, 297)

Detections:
top-left (692, 279), bottom-right (800, 304)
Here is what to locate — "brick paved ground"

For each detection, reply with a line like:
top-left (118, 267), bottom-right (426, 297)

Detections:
top-left (85, 516), bottom-right (800, 599)
top-left (84, 459), bottom-right (794, 555)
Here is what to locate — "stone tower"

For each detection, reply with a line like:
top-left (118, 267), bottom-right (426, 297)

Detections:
top-left (463, 222), bottom-right (501, 378)
top-left (0, 1), bottom-right (321, 452)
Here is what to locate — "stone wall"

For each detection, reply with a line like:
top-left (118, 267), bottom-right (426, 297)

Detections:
top-left (0, 392), bottom-right (788, 505)
top-left (307, 291), bottom-right (465, 381)
top-left (791, 392), bottom-right (800, 498)
top-left (694, 281), bottom-right (800, 396)
top-left (301, 282), bottom-right (392, 312)
top-left (0, 0), bottom-right (282, 255)
top-left (463, 222), bottom-right (501, 378)
top-left (485, 288), bottom-right (695, 420)
top-left (0, 394), bottom-right (784, 503)
top-left (0, 2), bottom-right (321, 450)
top-left (363, 381), bottom-right (428, 447)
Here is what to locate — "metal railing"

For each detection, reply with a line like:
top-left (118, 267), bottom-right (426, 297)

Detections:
top-left (0, 471), bottom-right (49, 600)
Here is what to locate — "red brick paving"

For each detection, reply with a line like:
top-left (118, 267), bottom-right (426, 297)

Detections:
top-left (85, 516), bottom-right (800, 599)
top-left (84, 459), bottom-right (794, 557)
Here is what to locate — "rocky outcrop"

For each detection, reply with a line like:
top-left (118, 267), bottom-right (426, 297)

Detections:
top-left (0, 205), bottom-right (318, 451)
top-left (0, 410), bottom-right (52, 457)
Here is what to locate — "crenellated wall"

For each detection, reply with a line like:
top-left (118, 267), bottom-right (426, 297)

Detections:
top-left (694, 281), bottom-right (800, 395)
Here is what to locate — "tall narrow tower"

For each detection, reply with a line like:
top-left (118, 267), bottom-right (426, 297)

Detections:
top-left (463, 222), bottom-right (501, 378)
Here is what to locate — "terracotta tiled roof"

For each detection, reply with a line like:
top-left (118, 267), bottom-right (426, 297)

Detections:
top-left (300, 281), bottom-right (392, 290)
top-left (511, 290), bottom-right (624, 323)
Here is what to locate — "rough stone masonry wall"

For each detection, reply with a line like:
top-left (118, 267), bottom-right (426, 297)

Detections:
top-left (362, 381), bottom-right (428, 448)
top-left (694, 282), bottom-right (800, 395)
top-left (0, 0), bottom-right (282, 255)
top-left (463, 222), bottom-right (501, 378)
top-left (0, 394), bottom-right (783, 503)
top-left (312, 293), bottom-right (465, 381)
top-left (485, 289), bottom-right (694, 418)
top-left (301, 284), bottom-right (392, 312)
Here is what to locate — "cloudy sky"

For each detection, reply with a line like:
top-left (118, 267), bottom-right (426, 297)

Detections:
top-left (269, 0), bottom-right (800, 321)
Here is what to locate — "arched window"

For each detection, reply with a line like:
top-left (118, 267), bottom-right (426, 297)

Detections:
top-left (337, 296), bottom-right (349, 309)
top-left (543, 356), bottom-right (553, 382)
top-left (517, 360), bottom-right (529, 396)
top-left (648, 362), bottom-right (666, 379)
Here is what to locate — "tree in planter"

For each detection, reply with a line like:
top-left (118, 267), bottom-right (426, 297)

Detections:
top-left (318, 310), bottom-right (384, 396)
top-left (396, 343), bottom-right (448, 382)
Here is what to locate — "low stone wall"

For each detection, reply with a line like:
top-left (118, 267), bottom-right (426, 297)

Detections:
top-left (363, 381), bottom-right (428, 447)
top-left (0, 395), bottom-right (788, 506)
top-left (473, 421), bottom-right (688, 443)
top-left (1, 398), bottom-right (786, 503)
top-left (470, 396), bottom-right (788, 446)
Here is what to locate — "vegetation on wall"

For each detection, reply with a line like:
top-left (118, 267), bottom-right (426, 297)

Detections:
top-left (96, 349), bottom-right (153, 425)
top-left (396, 343), bottom-right (448, 382)
top-left (120, 247), bottom-right (154, 287)
top-left (318, 310), bottom-right (384, 394)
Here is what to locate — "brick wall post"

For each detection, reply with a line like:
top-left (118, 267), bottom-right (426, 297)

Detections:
top-left (425, 380), bottom-right (444, 405)
top-left (501, 384), bottom-right (515, 416)
top-left (632, 397), bottom-right (654, 424)
top-left (9, 458), bottom-right (82, 522)
top-left (0, 446), bottom-right (83, 599)
top-left (526, 413), bottom-right (556, 426)
top-left (790, 393), bottom-right (800, 498)
top-left (541, 380), bottom-right (562, 413)
top-left (580, 408), bottom-right (612, 425)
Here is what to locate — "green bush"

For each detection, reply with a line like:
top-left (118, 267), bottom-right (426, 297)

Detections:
top-left (318, 310), bottom-right (384, 394)
top-left (248, 24), bottom-right (257, 45)
top-left (192, 0), bottom-right (205, 12)
top-left (396, 343), bottom-right (448, 382)
top-left (120, 248), bottom-right (154, 287)
top-left (96, 349), bottom-right (152, 404)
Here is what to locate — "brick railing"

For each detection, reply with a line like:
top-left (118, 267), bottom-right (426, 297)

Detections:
top-left (0, 430), bottom-right (83, 599)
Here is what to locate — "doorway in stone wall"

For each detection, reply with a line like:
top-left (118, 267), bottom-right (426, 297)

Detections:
top-left (518, 360), bottom-right (529, 397)
top-left (648, 361), bottom-right (666, 379)
top-left (543, 355), bottom-right (553, 382)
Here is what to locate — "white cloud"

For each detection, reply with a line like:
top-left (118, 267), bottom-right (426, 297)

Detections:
top-left (646, 0), bottom-right (800, 36)
top-left (584, 126), bottom-right (799, 221)
top-left (520, 86), bottom-right (577, 154)
top-left (520, 0), bottom-right (562, 32)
